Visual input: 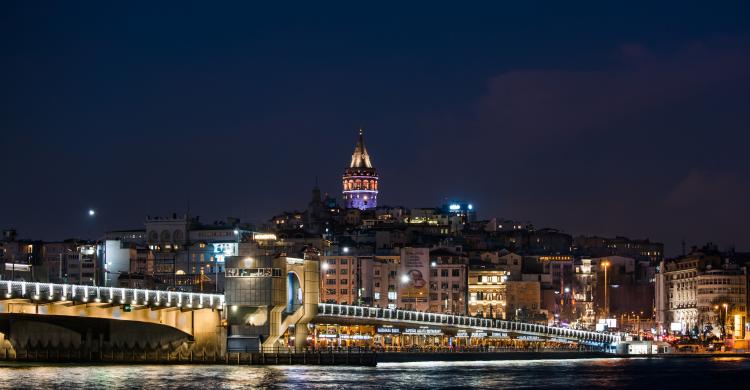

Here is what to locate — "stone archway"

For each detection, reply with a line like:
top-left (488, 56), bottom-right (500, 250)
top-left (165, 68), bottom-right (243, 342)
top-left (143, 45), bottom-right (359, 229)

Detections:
top-left (286, 272), bottom-right (302, 314)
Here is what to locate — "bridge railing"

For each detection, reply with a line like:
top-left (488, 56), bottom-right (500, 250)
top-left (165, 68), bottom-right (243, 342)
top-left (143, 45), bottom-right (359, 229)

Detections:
top-left (317, 303), bottom-right (619, 344)
top-left (1, 281), bottom-right (225, 310)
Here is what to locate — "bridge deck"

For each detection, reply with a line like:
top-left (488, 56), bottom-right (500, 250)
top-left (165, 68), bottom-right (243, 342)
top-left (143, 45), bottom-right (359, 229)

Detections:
top-left (1, 281), bottom-right (225, 309)
top-left (317, 303), bottom-right (620, 345)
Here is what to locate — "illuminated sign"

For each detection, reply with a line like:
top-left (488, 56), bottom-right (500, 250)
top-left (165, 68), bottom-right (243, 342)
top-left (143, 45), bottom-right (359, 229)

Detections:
top-left (339, 334), bottom-right (372, 340)
top-left (400, 248), bottom-right (430, 310)
top-left (490, 332), bottom-right (509, 338)
top-left (4, 263), bottom-right (31, 272)
top-left (449, 204), bottom-right (461, 210)
top-left (404, 328), bottom-right (442, 335)
top-left (377, 327), bottom-right (401, 334)
top-left (226, 268), bottom-right (282, 278)
top-left (597, 318), bottom-right (617, 328)
top-left (253, 233), bottom-right (277, 241)
top-left (540, 256), bottom-right (574, 261)
top-left (213, 243), bottom-right (237, 256)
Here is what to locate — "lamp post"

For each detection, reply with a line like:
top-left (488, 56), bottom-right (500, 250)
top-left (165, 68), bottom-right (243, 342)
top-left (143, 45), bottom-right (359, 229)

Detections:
top-left (400, 274), bottom-right (411, 310)
top-left (722, 303), bottom-right (729, 339)
top-left (601, 260), bottom-right (610, 318)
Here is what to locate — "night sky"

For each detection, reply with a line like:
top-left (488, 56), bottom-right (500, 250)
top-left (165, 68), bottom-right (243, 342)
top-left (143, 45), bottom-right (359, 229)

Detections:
top-left (2, 2), bottom-right (749, 256)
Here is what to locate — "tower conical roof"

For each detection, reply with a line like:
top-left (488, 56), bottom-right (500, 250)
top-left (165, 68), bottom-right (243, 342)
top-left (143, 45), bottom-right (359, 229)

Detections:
top-left (349, 128), bottom-right (373, 168)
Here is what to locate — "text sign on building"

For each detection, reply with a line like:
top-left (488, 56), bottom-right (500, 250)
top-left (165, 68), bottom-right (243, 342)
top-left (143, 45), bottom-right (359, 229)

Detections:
top-left (377, 327), bottom-right (401, 334)
top-left (226, 268), bottom-right (282, 278)
top-left (404, 328), bottom-right (442, 335)
top-left (340, 334), bottom-right (372, 340)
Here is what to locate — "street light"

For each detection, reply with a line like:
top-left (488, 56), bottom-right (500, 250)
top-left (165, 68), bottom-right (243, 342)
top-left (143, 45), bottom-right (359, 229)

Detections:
top-left (601, 260), bottom-right (611, 318)
top-left (399, 274), bottom-right (412, 310)
top-left (722, 303), bottom-right (729, 338)
top-left (88, 209), bottom-right (96, 217)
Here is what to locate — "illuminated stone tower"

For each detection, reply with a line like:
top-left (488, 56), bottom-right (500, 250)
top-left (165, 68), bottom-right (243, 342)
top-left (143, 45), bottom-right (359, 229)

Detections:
top-left (342, 129), bottom-right (378, 210)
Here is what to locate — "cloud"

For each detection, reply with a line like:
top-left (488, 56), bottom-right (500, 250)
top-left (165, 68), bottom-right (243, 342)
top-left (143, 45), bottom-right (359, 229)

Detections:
top-left (666, 170), bottom-right (747, 209)
top-left (476, 40), bottom-right (750, 144)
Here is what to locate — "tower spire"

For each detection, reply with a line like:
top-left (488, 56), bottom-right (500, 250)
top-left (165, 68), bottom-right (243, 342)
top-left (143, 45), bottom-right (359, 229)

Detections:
top-left (350, 128), bottom-right (372, 168)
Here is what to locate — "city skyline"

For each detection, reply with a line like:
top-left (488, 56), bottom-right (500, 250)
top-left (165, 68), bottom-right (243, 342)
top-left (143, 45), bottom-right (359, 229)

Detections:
top-left (2, 3), bottom-right (750, 256)
top-left (3, 3), bottom-right (750, 383)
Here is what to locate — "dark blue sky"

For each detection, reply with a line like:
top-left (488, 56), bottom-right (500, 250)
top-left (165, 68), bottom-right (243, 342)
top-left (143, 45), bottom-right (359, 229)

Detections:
top-left (2, 2), bottom-right (749, 255)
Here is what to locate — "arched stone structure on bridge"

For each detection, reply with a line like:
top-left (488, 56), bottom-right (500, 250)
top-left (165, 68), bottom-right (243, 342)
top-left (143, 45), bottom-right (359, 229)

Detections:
top-left (0, 299), bottom-right (224, 359)
top-left (262, 255), bottom-right (320, 350)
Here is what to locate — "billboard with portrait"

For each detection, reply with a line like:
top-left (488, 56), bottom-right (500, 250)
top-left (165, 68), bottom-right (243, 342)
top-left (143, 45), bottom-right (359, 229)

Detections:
top-left (399, 247), bottom-right (430, 310)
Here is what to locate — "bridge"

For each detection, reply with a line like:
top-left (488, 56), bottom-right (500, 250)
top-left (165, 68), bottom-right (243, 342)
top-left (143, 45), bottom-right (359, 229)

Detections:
top-left (316, 303), bottom-right (619, 347)
top-left (0, 281), bottom-right (226, 360)
top-left (0, 279), bottom-right (620, 360)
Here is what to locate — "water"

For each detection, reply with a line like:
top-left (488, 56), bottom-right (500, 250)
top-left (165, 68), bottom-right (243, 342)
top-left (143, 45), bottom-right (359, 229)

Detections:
top-left (1, 358), bottom-right (749, 389)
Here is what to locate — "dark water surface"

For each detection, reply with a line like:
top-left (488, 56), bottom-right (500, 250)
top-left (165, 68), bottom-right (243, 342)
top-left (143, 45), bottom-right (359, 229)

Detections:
top-left (1, 357), bottom-right (749, 389)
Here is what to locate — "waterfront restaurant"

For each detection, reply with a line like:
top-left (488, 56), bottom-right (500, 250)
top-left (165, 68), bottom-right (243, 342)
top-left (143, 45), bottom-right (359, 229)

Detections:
top-left (303, 323), bottom-right (577, 351)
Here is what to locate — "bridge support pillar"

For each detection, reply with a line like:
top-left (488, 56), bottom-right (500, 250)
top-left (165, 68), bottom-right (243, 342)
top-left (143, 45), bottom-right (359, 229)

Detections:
top-left (294, 323), bottom-right (308, 351)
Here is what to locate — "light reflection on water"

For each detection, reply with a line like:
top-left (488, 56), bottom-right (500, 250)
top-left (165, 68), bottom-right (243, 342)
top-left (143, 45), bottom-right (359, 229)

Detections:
top-left (1, 357), bottom-right (749, 389)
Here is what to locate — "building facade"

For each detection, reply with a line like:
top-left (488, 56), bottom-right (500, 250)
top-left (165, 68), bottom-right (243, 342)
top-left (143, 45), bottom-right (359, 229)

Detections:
top-left (656, 248), bottom-right (747, 337)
